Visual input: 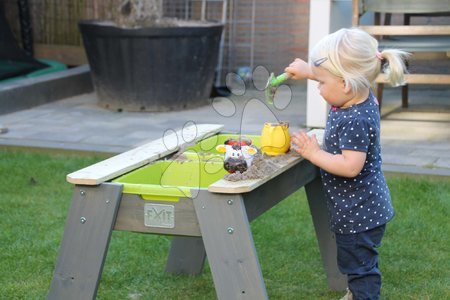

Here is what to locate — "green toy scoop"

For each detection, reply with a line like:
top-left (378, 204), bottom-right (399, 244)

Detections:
top-left (264, 72), bottom-right (292, 104)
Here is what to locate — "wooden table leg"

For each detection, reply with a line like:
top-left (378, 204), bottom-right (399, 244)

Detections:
top-left (305, 176), bottom-right (347, 291)
top-left (193, 192), bottom-right (268, 300)
top-left (48, 183), bottom-right (123, 300)
top-left (165, 236), bottom-right (206, 275)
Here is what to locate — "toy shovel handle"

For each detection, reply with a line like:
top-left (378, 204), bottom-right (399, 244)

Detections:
top-left (272, 72), bottom-right (292, 86)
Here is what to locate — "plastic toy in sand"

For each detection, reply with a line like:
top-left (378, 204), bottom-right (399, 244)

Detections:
top-left (216, 138), bottom-right (258, 173)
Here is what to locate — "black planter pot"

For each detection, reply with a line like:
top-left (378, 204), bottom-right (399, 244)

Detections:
top-left (79, 20), bottom-right (223, 112)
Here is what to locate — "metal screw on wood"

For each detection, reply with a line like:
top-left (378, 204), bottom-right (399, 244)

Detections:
top-left (227, 227), bottom-right (234, 234)
top-left (227, 199), bottom-right (234, 205)
top-left (80, 217), bottom-right (87, 224)
top-left (105, 199), bottom-right (110, 204)
top-left (80, 190), bottom-right (86, 196)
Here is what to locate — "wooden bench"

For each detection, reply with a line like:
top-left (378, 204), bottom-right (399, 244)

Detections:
top-left (352, 0), bottom-right (450, 108)
top-left (48, 125), bottom-right (345, 299)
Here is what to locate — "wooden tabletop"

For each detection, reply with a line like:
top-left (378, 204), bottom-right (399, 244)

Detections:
top-left (207, 154), bottom-right (304, 194)
top-left (67, 124), bottom-right (224, 185)
top-left (67, 125), bottom-right (323, 195)
top-left (208, 129), bottom-right (324, 194)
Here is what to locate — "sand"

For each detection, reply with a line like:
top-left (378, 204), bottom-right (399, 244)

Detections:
top-left (224, 150), bottom-right (300, 181)
top-left (169, 148), bottom-right (301, 182)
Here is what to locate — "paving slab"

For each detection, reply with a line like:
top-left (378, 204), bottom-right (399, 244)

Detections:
top-left (382, 153), bottom-right (437, 168)
top-left (434, 157), bottom-right (450, 169)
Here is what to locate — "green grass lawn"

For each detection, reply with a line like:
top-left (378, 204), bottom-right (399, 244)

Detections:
top-left (0, 150), bottom-right (449, 299)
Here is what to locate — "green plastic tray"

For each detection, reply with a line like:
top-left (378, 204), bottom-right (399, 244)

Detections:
top-left (185, 133), bottom-right (260, 153)
top-left (165, 133), bottom-right (261, 161)
top-left (113, 134), bottom-right (261, 201)
top-left (113, 160), bottom-right (227, 201)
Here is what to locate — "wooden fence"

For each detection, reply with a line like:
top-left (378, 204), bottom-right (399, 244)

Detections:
top-left (3, 0), bottom-right (311, 83)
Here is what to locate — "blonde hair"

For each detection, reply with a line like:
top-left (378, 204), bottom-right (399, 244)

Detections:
top-left (310, 28), bottom-right (410, 94)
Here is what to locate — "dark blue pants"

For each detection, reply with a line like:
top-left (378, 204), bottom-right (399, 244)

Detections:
top-left (335, 225), bottom-right (386, 300)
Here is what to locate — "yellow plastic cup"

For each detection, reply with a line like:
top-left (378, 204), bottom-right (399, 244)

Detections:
top-left (260, 122), bottom-right (291, 156)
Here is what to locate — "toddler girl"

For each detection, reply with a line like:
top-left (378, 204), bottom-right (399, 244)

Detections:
top-left (286, 28), bottom-right (409, 300)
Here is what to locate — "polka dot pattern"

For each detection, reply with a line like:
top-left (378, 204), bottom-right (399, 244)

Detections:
top-left (321, 92), bottom-right (395, 234)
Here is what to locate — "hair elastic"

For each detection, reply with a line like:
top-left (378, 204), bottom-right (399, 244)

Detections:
top-left (376, 51), bottom-right (383, 60)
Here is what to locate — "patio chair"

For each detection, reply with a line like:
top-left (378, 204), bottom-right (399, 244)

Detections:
top-left (352, 0), bottom-right (450, 109)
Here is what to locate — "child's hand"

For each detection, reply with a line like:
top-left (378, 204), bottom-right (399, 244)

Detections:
top-left (284, 58), bottom-right (313, 80)
top-left (291, 130), bottom-right (320, 161)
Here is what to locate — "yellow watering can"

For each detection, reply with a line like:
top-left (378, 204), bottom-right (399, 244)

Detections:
top-left (260, 122), bottom-right (291, 156)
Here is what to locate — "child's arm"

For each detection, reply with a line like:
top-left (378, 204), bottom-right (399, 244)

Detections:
top-left (284, 58), bottom-right (316, 81)
top-left (291, 130), bottom-right (366, 178)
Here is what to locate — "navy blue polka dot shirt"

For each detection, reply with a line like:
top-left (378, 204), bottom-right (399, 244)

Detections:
top-left (321, 92), bottom-right (394, 234)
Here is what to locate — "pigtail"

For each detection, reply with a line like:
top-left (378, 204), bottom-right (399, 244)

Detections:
top-left (311, 28), bottom-right (411, 92)
top-left (379, 49), bottom-right (410, 87)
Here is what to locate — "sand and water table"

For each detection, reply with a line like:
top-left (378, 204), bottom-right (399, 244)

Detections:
top-left (48, 124), bottom-right (346, 299)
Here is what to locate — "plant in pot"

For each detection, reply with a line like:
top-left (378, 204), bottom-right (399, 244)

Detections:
top-left (79, 0), bottom-right (224, 112)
